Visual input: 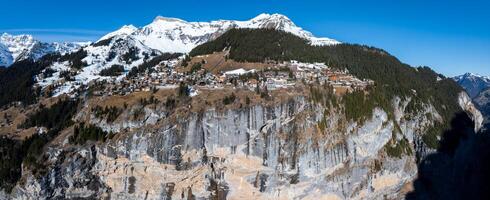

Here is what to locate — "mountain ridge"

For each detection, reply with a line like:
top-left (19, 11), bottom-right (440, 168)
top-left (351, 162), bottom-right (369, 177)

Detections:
top-left (0, 14), bottom-right (483, 200)
top-left (453, 72), bottom-right (490, 98)
top-left (99, 13), bottom-right (340, 54)
top-left (0, 33), bottom-right (86, 67)
top-left (27, 13), bottom-right (341, 97)
top-left (455, 72), bottom-right (490, 129)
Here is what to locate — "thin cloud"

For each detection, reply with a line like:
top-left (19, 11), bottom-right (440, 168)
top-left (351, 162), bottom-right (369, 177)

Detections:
top-left (0, 28), bottom-right (109, 35)
top-left (32, 34), bottom-right (100, 42)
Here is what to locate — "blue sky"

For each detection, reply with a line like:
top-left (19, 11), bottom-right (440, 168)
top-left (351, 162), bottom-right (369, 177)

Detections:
top-left (0, 0), bottom-right (489, 76)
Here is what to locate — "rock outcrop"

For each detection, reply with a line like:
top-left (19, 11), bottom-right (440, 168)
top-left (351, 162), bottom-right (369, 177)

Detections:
top-left (458, 92), bottom-right (484, 132)
top-left (5, 94), bottom-right (453, 199)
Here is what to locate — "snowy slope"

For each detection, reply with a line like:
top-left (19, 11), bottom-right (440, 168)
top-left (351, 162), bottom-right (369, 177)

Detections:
top-left (0, 33), bottom-right (85, 66)
top-left (0, 43), bottom-right (13, 66)
top-left (99, 25), bottom-right (138, 41)
top-left (52, 41), bottom-right (91, 55)
top-left (78, 35), bottom-right (158, 82)
top-left (35, 13), bottom-right (340, 96)
top-left (100, 13), bottom-right (340, 53)
top-left (0, 33), bottom-right (38, 63)
top-left (36, 34), bottom-right (162, 96)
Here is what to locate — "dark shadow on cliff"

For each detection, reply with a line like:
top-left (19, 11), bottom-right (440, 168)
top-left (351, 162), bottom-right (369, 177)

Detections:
top-left (406, 112), bottom-right (490, 200)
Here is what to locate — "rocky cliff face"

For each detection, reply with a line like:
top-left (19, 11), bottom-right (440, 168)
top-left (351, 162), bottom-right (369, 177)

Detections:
top-left (3, 91), bottom-right (474, 200)
top-left (458, 92), bottom-right (484, 132)
top-left (473, 88), bottom-right (490, 130)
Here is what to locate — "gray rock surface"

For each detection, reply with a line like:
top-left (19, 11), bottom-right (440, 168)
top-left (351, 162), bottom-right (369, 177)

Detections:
top-left (6, 94), bottom-right (476, 199)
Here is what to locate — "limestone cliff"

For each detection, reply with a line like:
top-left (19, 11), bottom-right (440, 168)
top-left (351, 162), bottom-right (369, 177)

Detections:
top-left (3, 90), bottom-right (475, 200)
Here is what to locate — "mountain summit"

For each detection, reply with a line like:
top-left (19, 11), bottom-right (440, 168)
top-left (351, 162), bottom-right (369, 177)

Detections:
top-left (0, 33), bottom-right (85, 67)
top-left (0, 13), bottom-right (485, 200)
top-left (99, 13), bottom-right (340, 53)
top-left (1, 14), bottom-right (339, 68)
top-left (453, 72), bottom-right (490, 98)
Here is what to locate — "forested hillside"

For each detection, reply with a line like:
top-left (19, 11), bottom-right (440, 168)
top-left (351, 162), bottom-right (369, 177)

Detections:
top-left (0, 55), bottom-right (57, 107)
top-left (190, 28), bottom-right (463, 147)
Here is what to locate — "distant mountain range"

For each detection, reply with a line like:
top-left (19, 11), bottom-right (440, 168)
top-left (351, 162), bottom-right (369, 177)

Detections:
top-left (0, 13), bottom-right (485, 200)
top-left (0, 13), bottom-right (339, 68)
top-left (2, 13), bottom-right (340, 96)
top-left (98, 13), bottom-right (340, 53)
top-left (474, 88), bottom-right (490, 125)
top-left (453, 73), bottom-right (490, 128)
top-left (453, 73), bottom-right (490, 98)
top-left (0, 33), bottom-right (87, 67)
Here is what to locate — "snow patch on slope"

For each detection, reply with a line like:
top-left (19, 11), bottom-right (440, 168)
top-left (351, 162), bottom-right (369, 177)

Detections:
top-left (34, 13), bottom-right (339, 96)
top-left (98, 25), bottom-right (138, 41)
top-left (37, 34), bottom-right (160, 97)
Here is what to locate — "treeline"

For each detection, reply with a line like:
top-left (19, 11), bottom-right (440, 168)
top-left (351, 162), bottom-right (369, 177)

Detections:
top-left (222, 93), bottom-right (236, 105)
top-left (385, 136), bottom-right (412, 158)
top-left (20, 99), bottom-right (78, 130)
top-left (339, 85), bottom-right (395, 123)
top-left (121, 47), bottom-right (139, 64)
top-left (190, 28), bottom-right (463, 147)
top-left (69, 122), bottom-right (114, 145)
top-left (100, 64), bottom-right (125, 76)
top-left (59, 49), bottom-right (88, 69)
top-left (20, 99), bottom-right (79, 165)
top-left (188, 62), bottom-right (202, 74)
top-left (92, 105), bottom-right (121, 122)
top-left (0, 53), bottom-right (61, 107)
top-left (178, 82), bottom-right (190, 97)
top-left (0, 99), bottom-right (79, 191)
top-left (0, 137), bottom-right (24, 192)
top-left (0, 59), bottom-right (44, 107)
top-left (21, 99), bottom-right (79, 169)
top-left (139, 95), bottom-right (160, 106)
top-left (93, 37), bottom-right (113, 47)
top-left (127, 53), bottom-right (182, 78)
top-left (0, 47), bottom-right (91, 108)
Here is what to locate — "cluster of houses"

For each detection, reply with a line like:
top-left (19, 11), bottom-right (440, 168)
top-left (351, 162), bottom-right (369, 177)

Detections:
top-left (91, 59), bottom-right (374, 97)
top-left (286, 60), bottom-right (374, 95)
top-left (96, 62), bottom-right (185, 95)
top-left (213, 61), bottom-right (373, 95)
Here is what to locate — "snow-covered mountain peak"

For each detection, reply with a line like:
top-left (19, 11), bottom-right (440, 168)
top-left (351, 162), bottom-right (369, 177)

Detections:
top-left (1, 33), bottom-right (37, 60)
top-left (0, 33), bottom-right (84, 67)
top-left (153, 16), bottom-right (187, 23)
top-left (99, 13), bottom-right (340, 54)
top-left (246, 13), bottom-right (340, 46)
top-left (99, 25), bottom-right (137, 41)
top-left (246, 13), bottom-right (295, 30)
top-left (120, 25), bottom-right (138, 32)
top-left (250, 13), bottom-right (293, 24)
top-left (0, 33), bottom-right (42, 54)
top-left (455, 73), bottom-right (490, 82)
top-left (453, 72), bottom-right (490, 98)
top-left (1, 33), bottom-right (35, 42)
top-left (7, 14), bottom-right (341, 94)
